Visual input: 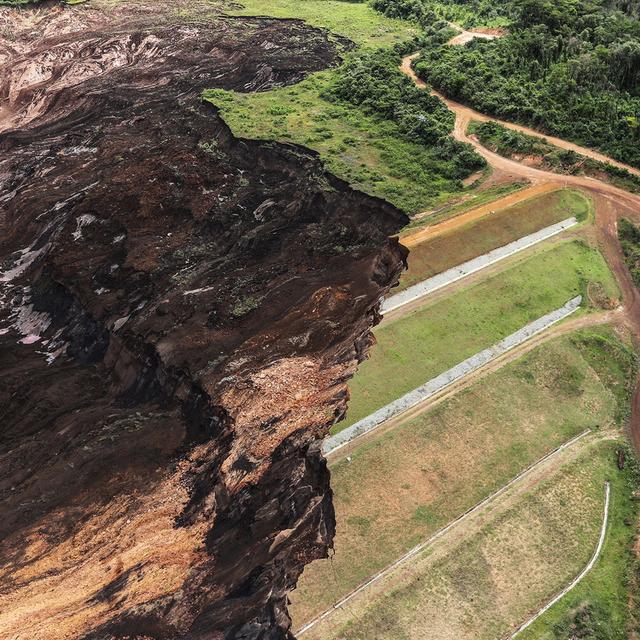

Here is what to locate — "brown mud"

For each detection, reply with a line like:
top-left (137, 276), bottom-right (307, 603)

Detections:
top-left (0, 3), bottom-right (407, 639)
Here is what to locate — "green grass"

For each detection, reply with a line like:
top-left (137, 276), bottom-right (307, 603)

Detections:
top-left (290, 328), bottom-right (636, 626)
top-left (399, 189), bottom-right (591, 292)
top-left (518, 442), bottom-right (640, 640)
top-left (402, 180), bottom-right (529, 231)
top-left (337, 239), bottom-right (619, 432)
top-left (321, 441), bottom-right (628, 640)
top-left (225, 0), bottom-right (418, 47)
top-left (205, 72), bottom-right (473, 214)
top-left (203, 1), bottom-right (487, 214)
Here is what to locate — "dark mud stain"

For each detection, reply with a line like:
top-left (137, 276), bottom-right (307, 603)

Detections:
top-left (0, 2), bottom-right (407, 639)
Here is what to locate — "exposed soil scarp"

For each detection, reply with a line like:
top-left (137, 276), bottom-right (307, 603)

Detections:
top-left (0, 3), bottom-right (407, 639)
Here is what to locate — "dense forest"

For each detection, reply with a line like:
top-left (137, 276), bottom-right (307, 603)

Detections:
top-left (374, 0), bottom-right (640, 168)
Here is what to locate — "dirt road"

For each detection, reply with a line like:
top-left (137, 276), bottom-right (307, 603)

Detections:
top-left (400, 54), bottom-right (640, 178)
top-left (446, 22), bottom-right (502, 46)
top-left (402, 182), bottom-right (560, 247)
top-left (400, 52), bottom-right (640, 448)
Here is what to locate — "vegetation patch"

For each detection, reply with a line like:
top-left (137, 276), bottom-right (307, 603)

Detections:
top-left (338, 239), bottom-right (618, 432)
top-left (619, 217), bottom-right (640, 288)
top-left (291, 329), bottom-right (634, 627)
top-left (571, 330), bottom-right (638, 425)
top-left (470, 121), bottom-right (640, 194)
top-left (312, 441), bottom-right (632, 640)
top-left (398, 188), bottom-right (591, 292)
top-left (205, 2), bottom-right (485, 214)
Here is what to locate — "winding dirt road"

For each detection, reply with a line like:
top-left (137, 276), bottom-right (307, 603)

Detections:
top-left (401, 53), bottom-right (640, 178)
top-left (400, 52), bottom-right (640, 449)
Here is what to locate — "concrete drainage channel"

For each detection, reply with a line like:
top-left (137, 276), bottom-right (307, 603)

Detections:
top-left (323, 295), bottom-right (583, 456)
top-left (383, 217), bottom-right (579, 314)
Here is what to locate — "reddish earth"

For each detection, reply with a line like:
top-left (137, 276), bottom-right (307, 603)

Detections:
top-left (402, 51), bottom-right (640, 449)
top-left (0, 3), bottom-right (407, 639)
top-left (401, 182), bottom-right (561, 246)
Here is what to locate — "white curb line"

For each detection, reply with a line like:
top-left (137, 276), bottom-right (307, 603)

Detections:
top-left (383, 217), bottom-right (578, 314)
top-left (510, 481), bottom-right (611, 637)
top-left (323, 296), bottom-right (582, 456)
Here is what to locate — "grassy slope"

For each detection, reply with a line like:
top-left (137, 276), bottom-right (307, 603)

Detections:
top-left (398, 188), bottom-right (591, 292)
top-left (291, 328), bottom-right (635, 625)
top-left (338, 239), bottom-right (619, 432)
top-left (324, 442), bottom-right (626, 640)
top-left (518, 458), bottom-right (640, 639)
top-left (204, 1), bottom-right (478, 214)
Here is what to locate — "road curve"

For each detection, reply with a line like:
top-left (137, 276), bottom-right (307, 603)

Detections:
top-left (446, 22), bottom-right (501, 46)
top-left (400, 52), bottom-right (640, 448)
top-left (401, 53), bottom-right (640, 178)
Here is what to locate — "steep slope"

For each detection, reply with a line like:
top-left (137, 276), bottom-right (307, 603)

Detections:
top-left (0, 3), bottom-right (408, 638)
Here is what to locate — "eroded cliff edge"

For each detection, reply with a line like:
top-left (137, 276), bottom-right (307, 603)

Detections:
top-left (0, 2), bottom-right (408, 638)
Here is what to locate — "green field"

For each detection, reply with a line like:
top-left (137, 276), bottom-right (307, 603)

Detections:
top-left (338, 239), bottom-right (619, 432)
top-left (312, 441), bottom-right (630, 640)
top-left (225, 0), bottom-right (418, 47)
top-left (204, 1), bottom-right (485, 214)
top-left (291, 328), bottom-right (637, 625)
top-left (399, 189), bottom-right (591, 293)
top-left (519, 448), bottom-right (640, 640)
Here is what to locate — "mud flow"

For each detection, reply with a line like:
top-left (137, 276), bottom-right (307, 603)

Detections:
top-left (0, 2), bottom-right (407, 639)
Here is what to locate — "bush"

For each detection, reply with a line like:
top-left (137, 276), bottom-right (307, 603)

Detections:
top-left (619, 218), bottom-right (640, 288)
top-left (323, 47), bottom-right (485, 175)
